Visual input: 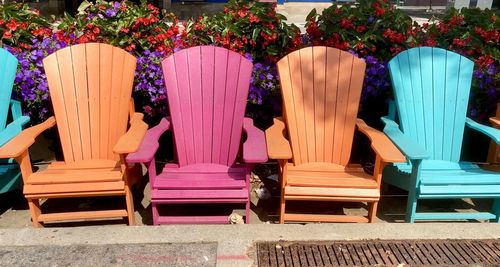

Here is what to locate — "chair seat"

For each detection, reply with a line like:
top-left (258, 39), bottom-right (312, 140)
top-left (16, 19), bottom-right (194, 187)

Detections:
top-left (284, 163), bottom-right (379, 200)
top-left (416, 163), bottom-right (500, 198)
top-left (393, 160), bottom-right (500, 196)
top-left (152, 163), bottom-right (248, 202)
top-left (24, 160), bottom-right (125, 196)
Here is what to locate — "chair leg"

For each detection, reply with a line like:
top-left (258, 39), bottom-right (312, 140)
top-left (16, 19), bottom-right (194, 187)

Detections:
top-left (245, 199), bottom-right (250, 224)
top-left (492, 199), bottom-right (500, 222)
top-left (27, 198), bottom-right (42, 228)
top-left (125, 185), bottom-right (135, 226)
top-left (368, 201), bottom-right (378, 223)
top-left (405, 193), bottom-right (418, 223)
top-left (151, 202), bottom-right (159, 225)
top-left (279, 194), bottom-right (286, 224)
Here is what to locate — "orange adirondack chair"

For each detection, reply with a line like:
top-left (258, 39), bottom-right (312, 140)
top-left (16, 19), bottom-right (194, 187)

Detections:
top-left (0, 43), bottom-right (147, 227)
top-left (488, 103), bottom-right (500, 164)
top-left (266, 46), bottom-right (405, 223)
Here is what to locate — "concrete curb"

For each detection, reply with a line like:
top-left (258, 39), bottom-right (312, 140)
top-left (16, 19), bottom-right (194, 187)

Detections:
top-left (1, 224), bottom-right (499, 266)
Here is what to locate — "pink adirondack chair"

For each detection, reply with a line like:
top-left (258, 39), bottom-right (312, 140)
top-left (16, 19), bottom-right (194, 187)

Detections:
top-left (127, 46), bottom-right (267, 224)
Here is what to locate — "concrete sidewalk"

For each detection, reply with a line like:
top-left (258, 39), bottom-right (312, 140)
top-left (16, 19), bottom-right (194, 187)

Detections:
top-left (1, 224), bottom-right (499, 266)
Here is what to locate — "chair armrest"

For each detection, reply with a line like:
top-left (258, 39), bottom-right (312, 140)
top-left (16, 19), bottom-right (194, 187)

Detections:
top-left (381, 116), bottom-right (430, 160)
top-left (0, 116), bottom-right (56, 158)
top-left (10, 100), bottom-right (24, 120)
top-left (265, 117), bottom-right (292, 160)
top-left (126, 117), bottom-right (170, 164)
top-left (242, 117), bottom-right (268, 163)
top-left (489, 117), bottom-right (500, 128)
top-left (356, 119), bottom-right (406, 163)
top-left (0, 115), bottom-right (30, 146)
top-left (113, 113), bottom-right (148, 155)
top-left (466, 117), bottom-right (500, 144)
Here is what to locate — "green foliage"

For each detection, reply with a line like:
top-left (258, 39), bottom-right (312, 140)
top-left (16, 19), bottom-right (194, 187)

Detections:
top-left (0, 3), bottom-right (50, 49)
top-left (184, 0), bottom-right (301, 62)
top-left (306, 0), bottom-right (418, 60)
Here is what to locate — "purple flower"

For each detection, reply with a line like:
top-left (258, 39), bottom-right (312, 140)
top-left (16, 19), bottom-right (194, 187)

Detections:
top-left (105, 9), bottom-right (117, 18)
top-left (244, 53), bottom-right (253, 62)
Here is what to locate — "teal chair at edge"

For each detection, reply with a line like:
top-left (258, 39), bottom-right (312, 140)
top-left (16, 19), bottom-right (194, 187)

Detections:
top-left (382, 47), bottom-right (500, 223)
top-left (0, 48), bottom-right (30, 193)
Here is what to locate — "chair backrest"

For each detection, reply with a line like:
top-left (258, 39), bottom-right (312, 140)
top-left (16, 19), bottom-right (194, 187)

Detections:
top-left (0, 48), bottom-right (18, 130)
top-left (277, 46), bottom-right (366, 166)
top-left (388, 47), bottom-right (474, 162)
top-left (43, 43), bottom-right (137, 162)
top-left (162, 46), bottom-right (253, 167)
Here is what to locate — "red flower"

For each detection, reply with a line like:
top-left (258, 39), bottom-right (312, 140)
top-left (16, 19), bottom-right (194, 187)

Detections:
top-left (339, 18), bottom-right (353, 29)
top-left (390, 47), bottom-right (403, 56)
top-left (383, 28), bottom-right (405, 44)
top-left (77, 35), bottom-right (89, 44)
top-left (6, 19), bottom-right (18, 31)
top-left (449, 15), bottom-right (463, 26)
top-left (373, 2), bottom-right (386, 16)
top-left (425, 38), bottom-right (437, 47)
top-left (437, 23), bottom-right (449, 34)
top-left (224, 7), bottom-right (230, 13)
top-left (0, 20), bottom-right (4, 25)
top-left (2, 31), bottom-right (12, 39)
top-left (355, 42), bottom-right (365, 50)
top-left (452, 38), bottom-right (466, 47)
top-left (249, 13), bottom-right (260, 23)
top-left (356, 25), bottom-right (366, 33)
top-left (125, 43), bottom-right (136, 52)
top-left (92, 27), bottom-right (100, 34)
top-left (238, 10), bottom-right (247, 18)
top-left (19, 43), bottom-right (31, 50)
top-left (475, 55), bottom-right (494, 69)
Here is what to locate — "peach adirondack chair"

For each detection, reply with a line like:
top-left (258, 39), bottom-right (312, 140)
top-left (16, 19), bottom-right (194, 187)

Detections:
top-left (0, 43), bottom-right (148, 227)
top-left (488, 104), bottom-right (500, 165)
top-left (266, 46), bottom-right (405, 223)
top-left (127, 46), bottom-right (267, 224)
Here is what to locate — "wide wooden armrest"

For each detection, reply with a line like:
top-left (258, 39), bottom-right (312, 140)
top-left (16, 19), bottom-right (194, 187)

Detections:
top-left (126, 117), bottom-right (170, 164)
top-left (466, 117), bottom-right (500, 144)
top-left (381, 116), bottom-right (430, 160)
top-left (265, 117), bottom-right (292, 160)
top-left (490, 117), bottom-right (500, 128)
top-left (242, 117), bottom-right (268, 163)
top-left (0, 116), bottom-right (56, 158)
top-left (356, 119), bottom-right (406, 163)
top-left (0, 115), bottom-right (30, 147)
top-left (113, 113), bottom-right (148, 155)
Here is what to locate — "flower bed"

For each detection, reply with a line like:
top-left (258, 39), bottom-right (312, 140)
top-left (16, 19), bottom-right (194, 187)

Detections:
top-left (0, 0), bottom-right (498, 124)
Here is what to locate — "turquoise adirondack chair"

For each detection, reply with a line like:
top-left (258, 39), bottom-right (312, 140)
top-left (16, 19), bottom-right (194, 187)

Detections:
top-left (382, 47), bottom-right (500, 223)
top-left (0, 48), bottom-right (30, 193)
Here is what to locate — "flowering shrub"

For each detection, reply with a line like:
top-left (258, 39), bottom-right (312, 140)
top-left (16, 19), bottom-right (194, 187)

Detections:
top-left (0, 0), bottom-right (498, 124)
top-left (306, 0), bottom-right (416, 61)
top-left (134, 50), bottom-right (168, 118)
top-left (0, 3), bottom-right (50, 50)
top-left (57, 0), bottom-right (182, 53)
top-left (5, 37), bottom-right (69, 121)
top-left (185, 0), bottom-right (301, 62)
top-left (423, 8), bottom-right (499, 121)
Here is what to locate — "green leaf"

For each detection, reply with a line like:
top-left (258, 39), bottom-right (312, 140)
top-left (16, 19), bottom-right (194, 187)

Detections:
top-left (252, 28), bottom-right (261, 42)
top-left (77, 0), bottom-right (92, 14)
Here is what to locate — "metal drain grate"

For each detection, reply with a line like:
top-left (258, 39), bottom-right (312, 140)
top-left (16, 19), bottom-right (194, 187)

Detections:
top-left (257, 239), bottom-right (500, 266)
